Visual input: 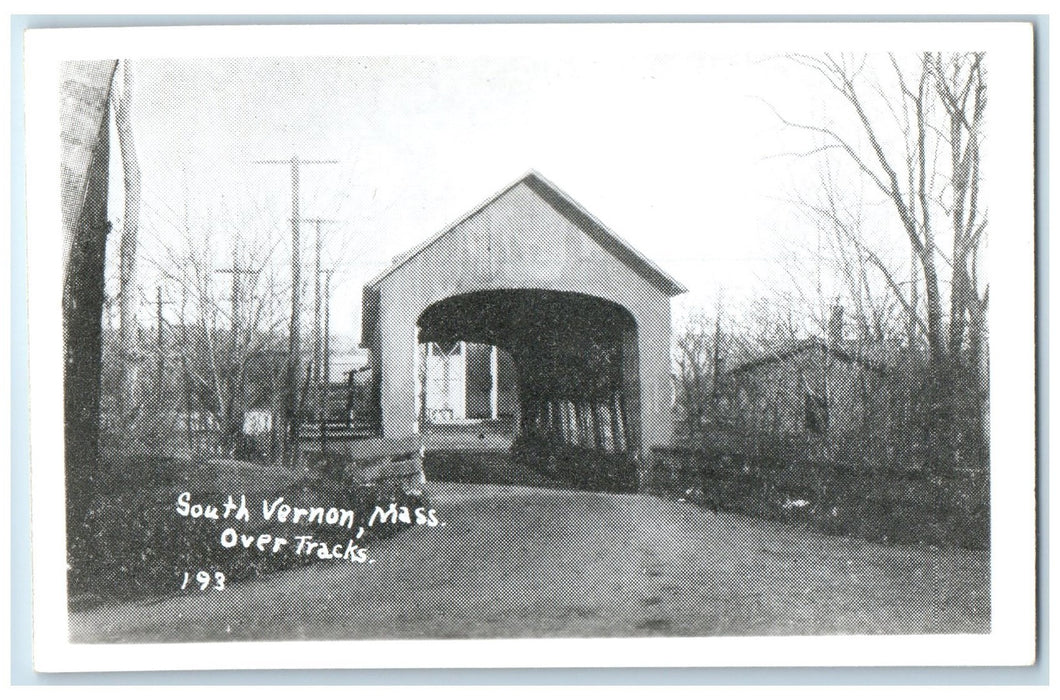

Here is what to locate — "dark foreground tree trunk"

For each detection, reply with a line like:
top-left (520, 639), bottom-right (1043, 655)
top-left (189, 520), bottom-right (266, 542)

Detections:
top-left (61, 61), bottom-right (117, 553)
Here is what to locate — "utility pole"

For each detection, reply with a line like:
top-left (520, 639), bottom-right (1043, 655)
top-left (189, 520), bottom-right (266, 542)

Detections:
top-left (323, 269), bottom-right (334, 390)
top-left (314, 220), bottom-right (322, 384)
top-left (215, 253), bottom-right (260, 344)
top-left (254, 156), bottom-right (337, 465)
top-left (299, 216), bottom-right (337, 457)
top-left (215, 252), bottom-right (260, 438)
top-left (155, 286), bottom-right (175, 407)
top-left (320, 268), bottom-right (334, 454)
top-left (299, 217), bottom-right (337, 383)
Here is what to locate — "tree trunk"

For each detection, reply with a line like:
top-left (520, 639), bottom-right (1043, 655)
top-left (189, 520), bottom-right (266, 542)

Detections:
top-left (949, 266), bottom-right (970, 363)
top-left (61, 60), bottom-right (117, 540)
top-left (908, 247), bottom-right (920, 354)
top-left (969, 291), bottom-right (990, 468)
top-left (920, 250), bottom-right (946, 367)
top-left (114, 60), bottom-right (142, 417)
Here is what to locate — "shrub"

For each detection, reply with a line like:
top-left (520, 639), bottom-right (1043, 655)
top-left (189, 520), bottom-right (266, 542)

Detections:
top-left (653, 448), bottom-right (988, 549)
top-left (67, 456), bottom-right (426, 610)
top-left (511, 435), bottom-right (638, 492)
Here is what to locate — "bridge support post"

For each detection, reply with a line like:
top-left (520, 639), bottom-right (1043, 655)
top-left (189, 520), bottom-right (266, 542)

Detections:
top-left (412, 325), bottom-right (423, 435)
top-left (490, 345), bottom-right (499, 420)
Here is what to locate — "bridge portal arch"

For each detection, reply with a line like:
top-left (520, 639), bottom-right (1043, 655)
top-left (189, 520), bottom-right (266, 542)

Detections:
top-left (416, 289), bottom-right (639, 450)
top-left (361, 171), bottom-right (686, 471)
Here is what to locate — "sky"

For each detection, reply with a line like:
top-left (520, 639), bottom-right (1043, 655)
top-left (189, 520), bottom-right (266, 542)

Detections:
top-left (105, 51), bottom-right (911, 343)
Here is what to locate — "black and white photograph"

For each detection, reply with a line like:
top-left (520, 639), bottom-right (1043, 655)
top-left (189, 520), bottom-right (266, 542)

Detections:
top-left (23, 21), bottom-right (1036, 671)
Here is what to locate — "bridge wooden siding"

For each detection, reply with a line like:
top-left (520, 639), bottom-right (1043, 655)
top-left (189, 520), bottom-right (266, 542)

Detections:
top-left (361, 171), bottom-right (686, 476)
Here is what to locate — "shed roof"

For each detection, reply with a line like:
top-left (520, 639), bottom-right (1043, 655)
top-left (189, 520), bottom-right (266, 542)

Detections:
top-left (364, 170), bottom-right (687, 297)
top-left (727, 338), bottom-right (888, 376)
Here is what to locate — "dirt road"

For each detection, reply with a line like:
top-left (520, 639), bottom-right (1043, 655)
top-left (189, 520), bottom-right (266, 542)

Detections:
top-left (70, 481), bottom-right (988, 642)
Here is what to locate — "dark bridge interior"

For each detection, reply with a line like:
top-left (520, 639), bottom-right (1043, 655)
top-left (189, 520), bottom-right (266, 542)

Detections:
top-left (418, 289), bottom-right (639, 467)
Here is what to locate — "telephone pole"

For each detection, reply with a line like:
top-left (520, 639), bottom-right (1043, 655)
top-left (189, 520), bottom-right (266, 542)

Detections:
top-left (299, 217), bottom-right (337, 383)
top-left (155, 286), bottom-right (175, 407)
top-left (215, 252), bottom-right (259, 344)
top-left (323, 269), bottom-right (334, 389)
top-left (320, 268), bottom-right (334, 454)
top-left (254, 155), bottom-right (338, 463)
top-left (216, 253), bottom-right (260, 434)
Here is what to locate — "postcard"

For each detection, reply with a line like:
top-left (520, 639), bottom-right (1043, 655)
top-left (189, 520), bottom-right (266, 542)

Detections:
top-left (22, 21), bottom-right (1036, 672)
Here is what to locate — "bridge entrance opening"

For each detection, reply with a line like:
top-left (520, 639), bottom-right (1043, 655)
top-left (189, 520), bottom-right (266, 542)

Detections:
top-left (415, 290), bottom-right (641, 490)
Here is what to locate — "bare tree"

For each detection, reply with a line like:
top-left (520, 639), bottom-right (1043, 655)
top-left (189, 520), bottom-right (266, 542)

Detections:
top-left (932, 53), bottom-right (988, 374)
top-left (774, 51), bottom-right (991, 478)
top-left (113, 60), bottom-right (142, 418)
top-left (155, 216), bottom-right (292, 457)
top-left (789, 164), bottom-right (910, 362)
top-left (673, 308), bottom-right (721, 438)
top-left (777, 52), bottom-right (987, 372)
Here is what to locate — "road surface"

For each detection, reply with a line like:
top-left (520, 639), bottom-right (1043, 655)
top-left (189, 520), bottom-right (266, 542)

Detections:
top-left (70, 480), bottom-right (988, 642)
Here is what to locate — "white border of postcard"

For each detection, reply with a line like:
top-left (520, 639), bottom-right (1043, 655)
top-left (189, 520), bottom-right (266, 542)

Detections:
top-left (24, 21), bottom-right (1035, 672)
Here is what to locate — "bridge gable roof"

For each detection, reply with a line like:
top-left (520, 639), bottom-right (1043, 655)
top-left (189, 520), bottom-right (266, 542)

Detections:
top-left (364, 171), bottom-right (687, 297)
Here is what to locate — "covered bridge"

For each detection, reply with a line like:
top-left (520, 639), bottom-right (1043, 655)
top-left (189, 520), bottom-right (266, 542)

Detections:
top-left (361, 171), bottom-right (686, 473)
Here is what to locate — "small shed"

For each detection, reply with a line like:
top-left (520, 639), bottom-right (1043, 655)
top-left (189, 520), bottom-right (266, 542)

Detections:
top-left (724, 337), bottom-right (888, 440)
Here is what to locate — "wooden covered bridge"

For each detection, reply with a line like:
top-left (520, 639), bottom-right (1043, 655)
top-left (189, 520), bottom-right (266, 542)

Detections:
top-left (357, 171), bottom-right (685, 488)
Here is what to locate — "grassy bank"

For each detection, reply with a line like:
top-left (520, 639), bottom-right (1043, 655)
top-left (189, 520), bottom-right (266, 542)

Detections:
top-left (67, 454), bottom-right (424, 610)
top-left (649, 448), bottom-right (988, 550)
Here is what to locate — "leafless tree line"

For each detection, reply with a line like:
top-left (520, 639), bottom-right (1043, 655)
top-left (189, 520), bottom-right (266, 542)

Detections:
top-left (674, 52), bottom-right (989, 475)
top-left (64, 61), bottom-right (369, 466)
top-left (779, 52), bottom-right (988, 374)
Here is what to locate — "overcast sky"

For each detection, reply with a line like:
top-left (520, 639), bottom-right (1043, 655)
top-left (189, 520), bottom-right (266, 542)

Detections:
top-left (108, 51), bottom-right (904, 341)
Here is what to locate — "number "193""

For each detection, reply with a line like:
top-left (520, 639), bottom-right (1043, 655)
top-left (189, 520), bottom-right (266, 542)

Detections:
top-left (181, 570), bottom-right (225, 591)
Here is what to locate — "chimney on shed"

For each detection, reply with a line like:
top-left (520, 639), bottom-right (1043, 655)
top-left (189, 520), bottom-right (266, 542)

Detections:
top-left (828, 304), bottom-right (843, 348)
